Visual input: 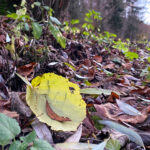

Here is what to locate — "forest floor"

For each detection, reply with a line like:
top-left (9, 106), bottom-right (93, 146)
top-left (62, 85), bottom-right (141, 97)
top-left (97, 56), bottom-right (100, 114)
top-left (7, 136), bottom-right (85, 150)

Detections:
top-left (0, 15), bottom-right (150, 150)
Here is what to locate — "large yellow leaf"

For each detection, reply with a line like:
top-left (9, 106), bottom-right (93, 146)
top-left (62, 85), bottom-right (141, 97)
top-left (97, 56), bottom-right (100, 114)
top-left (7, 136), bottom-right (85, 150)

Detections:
top-left (26, 73), bottom-right (86, 131)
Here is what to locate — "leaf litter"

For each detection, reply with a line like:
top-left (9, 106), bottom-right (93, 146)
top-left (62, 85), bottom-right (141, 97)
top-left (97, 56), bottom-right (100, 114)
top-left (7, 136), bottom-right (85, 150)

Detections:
top-left (0, 14), bottom-right (150, 150)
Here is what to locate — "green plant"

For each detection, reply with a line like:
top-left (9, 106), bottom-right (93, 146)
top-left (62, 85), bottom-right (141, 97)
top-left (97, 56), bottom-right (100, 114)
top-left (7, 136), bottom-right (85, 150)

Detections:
top-left (63, 19), bottom-right (80, 35)
top-left (97, 32), bottom-right (117, 48)
top-left (112, 39), bottom-right (139, 60)
top-left (112, 39), bottom-right (129, 52)
top-left (82, 10), bottom-right (102, 37)
top-left (7, 0), bottom-right (66, 48)
top-left (0, 113), bottom-right (55, 150)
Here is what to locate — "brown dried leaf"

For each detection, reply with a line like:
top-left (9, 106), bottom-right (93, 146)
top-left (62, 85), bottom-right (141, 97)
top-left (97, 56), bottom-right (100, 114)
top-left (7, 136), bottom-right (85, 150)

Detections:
top-left (93, 55), bottom-right (102, 63)
top-left (46, 100), bottom-right (71, 122)
top-left (0, 109), bottom-right (19, 119)
top-left (94, 103), bottom-right (150, 124)
top-left (17, 62), bottom-right (37, 80)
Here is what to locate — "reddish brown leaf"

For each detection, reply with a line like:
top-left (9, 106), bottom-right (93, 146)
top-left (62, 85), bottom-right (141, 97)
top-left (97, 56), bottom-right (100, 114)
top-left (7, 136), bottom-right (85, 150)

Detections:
top-left (46, 101), bottom-right (71, 122)
top-left (107, 92), bottom-right (120, 102)
top-left (131, 87), bottom-right (150, 95)
top-left (93, 55), bottom-right (102, 63)
top-left (111, 92), bottom-right (120, 99)
top-left (94, 103), bottom-right (149, 124)
top-left (17, 62), bottom-right (37, 80)
top-left (0, 109), bottom-right (19, 119)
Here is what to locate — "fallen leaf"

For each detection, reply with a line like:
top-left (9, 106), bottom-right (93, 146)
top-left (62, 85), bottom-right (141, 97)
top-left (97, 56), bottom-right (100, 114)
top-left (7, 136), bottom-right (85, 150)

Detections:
top-left (0, 109), bottom-right (19, 120)
top-left (92, 139), bottom-right (109, 150)
top-left (32, 118), bottom-right (54, 144)
top-left (17, 62), bottom-right (37, 80)
top-left (65, 124), bottom-right (82, 143)
top-left (26, 73), bottom-right (86, 131)
top-left (55, 142), bottom-right (97, 150)
top-left (0, 82), bottom-right (9, 100)
top-left (131, 87), bottom-right (150, 95)
top-left (122, 63), bottom-right (132, 70)
top-left (46, 100), bottom-right (71, 122)
top-left (116, 99), bottom-right (142, 116)
top-left (80, 88), bottom-right (120, 96)
top-left (99, 120), bottom-right (145, 149)
top-left (94, 103), bottom-right (149, 124)
top-left (93, 55), bottom-right (102, 63)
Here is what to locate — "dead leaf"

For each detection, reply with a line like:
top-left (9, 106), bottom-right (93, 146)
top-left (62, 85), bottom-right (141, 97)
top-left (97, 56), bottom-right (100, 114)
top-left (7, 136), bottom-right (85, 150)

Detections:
top-left (94, 103), bottom-right (150, 124)
top-left (0, 109), bottom-right (19, 119)
top-left (46, 100), bottom-right (71, 122)
top-left (17, 62), bottom-right (37, 80)
top-left (131, 87), bottom-right (150, 95)
top-left (10, 92), bottom-right (32, 117)
top-left (65, 125), bottom-right (82, 143)
top-left (122, 63), bottom-right (132, 70)
top-left (0, 82), bottom-right (9, 100)
top-left (82, 117), bottom-right (97, 136)
top-left (32, 118), bottom-right (54, 144)
top-left (93, 55), bottom-right (102, 63)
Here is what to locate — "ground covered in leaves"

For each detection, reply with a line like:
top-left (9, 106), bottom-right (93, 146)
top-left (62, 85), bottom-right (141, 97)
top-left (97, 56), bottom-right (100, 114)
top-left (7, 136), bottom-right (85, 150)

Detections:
top-left (0, 14), bottom-right (150, 150)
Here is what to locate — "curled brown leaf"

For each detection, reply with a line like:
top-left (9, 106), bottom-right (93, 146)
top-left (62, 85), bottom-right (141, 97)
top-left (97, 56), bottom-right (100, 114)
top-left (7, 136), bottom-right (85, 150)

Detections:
top-left (46, 100), bottom-right (71, 122)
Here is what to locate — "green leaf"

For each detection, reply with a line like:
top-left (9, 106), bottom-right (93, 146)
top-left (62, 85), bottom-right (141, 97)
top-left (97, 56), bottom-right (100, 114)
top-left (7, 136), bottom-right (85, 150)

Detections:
top-left (106, 139), bottom-right (121, 150)
top-left (33, 2), bottom-right (41, 7)
top-left (21, 0), bottom-right (26, 7)
top-left (50, 16), bottom-right (61, 25)
top-left (99, 120), bottom-right (145, 149)
top-left (80, 88), bottom-right (120, 95)
top-left (24, 23), bottom-right (30, 31)
top-left (71, 19), bottom-right (80, 25)
top-left (9, 141), bottom-right (29, 150)
top-left (9, 140), bottom-right (29, 150)
top-left (0, 113), bottom-right (21, 146)
top-left (91, 116), bottom-right (104, 130)
top-left (64, 62), bottom-right (76, 71)
top-left (7, 13), bottom-right (18, 19)
top-left (31, 139), bottom-right (56, 150)
top-left (148, 57), bottom-right (150, 63)
top-left (20, 131), bottom-right (36, 143)
top-left (18, 142), bottom-right (28, 150)
top-left (43, 6), bottom-right (50, 11)
top-left (124, 51), bottom-right (139, 60)
top-left (83, 31), bottom-right (90, 36)
top-left (9, 141), bottom-right (22, 150)
top-left (82, 23), bottom-right (88, 29)
top-left (49, 22), bottom-right (66, 48)
top-left (32, 22), bottom-right (42, 40)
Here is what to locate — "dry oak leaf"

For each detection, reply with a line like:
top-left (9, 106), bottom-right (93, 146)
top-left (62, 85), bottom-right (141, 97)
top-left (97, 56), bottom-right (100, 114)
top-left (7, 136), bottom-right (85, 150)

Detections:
top-left (26, 73), bottom-right (86, 131)
top-left (94, 103), bottom-right (150, 124)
